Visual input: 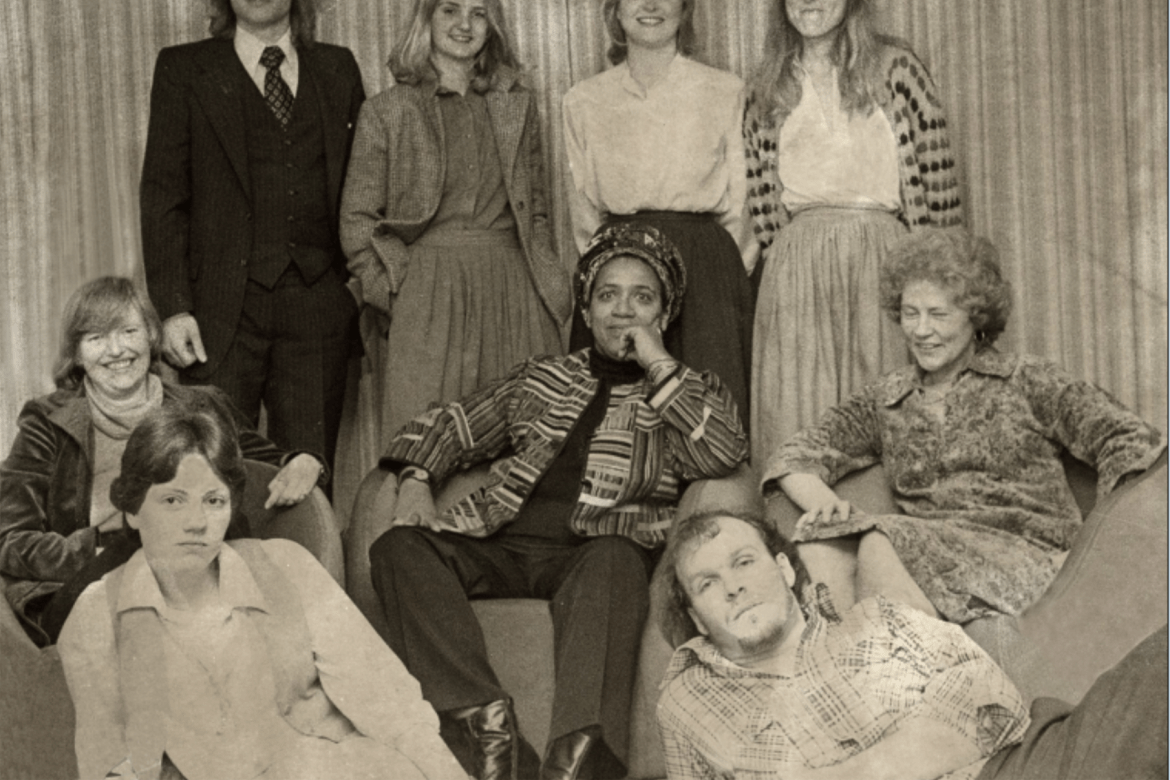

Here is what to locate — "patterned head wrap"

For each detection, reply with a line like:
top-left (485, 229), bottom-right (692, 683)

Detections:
top-left (575, 222), bottom-right (687, 325)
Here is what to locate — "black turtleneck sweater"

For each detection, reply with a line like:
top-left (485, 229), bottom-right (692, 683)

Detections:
top-left (501, 350), bottom-right (645, 543)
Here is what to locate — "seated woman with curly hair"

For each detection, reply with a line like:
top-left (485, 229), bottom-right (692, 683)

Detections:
top-left (763, 228), bottom-right (1165, 624)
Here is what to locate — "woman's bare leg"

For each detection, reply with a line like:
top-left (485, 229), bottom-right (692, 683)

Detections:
top-left (796, 537), bottom-right (860, 610)
top-left (856, 531), bottom-right (940, 618)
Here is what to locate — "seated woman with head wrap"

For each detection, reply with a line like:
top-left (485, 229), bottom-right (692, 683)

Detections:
top-left (764, 228), bottom-right (1166, 624)
top-left (58, 403), bottom-right (464, 780)
top-left (0, 277), bottom-right (325, 646)
top-left (368, 222), bottom-right (748, 780)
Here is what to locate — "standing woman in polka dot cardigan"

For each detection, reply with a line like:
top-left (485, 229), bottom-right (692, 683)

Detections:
top-left (746, 0), bottom-right (962, 463)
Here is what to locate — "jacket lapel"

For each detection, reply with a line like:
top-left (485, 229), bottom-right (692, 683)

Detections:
top-left (485, 88), bottom-right (527, 191)
top-left (190, 39), bottom-right (252, 199)
top-left (299, 47), bottom-right (350, 219)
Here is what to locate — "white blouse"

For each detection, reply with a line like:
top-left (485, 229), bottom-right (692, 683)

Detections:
top-left (777, 69), bottom-right (901, 213)
top-left (59, 541), bottom-right (456, 780)
top-left (562, 55), bottom-right (752, 267)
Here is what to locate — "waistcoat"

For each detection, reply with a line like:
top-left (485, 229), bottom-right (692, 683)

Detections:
top-left (238, 63), bottom-right (334, 288)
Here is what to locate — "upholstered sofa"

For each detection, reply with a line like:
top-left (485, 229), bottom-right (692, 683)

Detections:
top-left (347, 451), bottom-right (1166, 780)
top-left (0, 460), bottom-right (344, 780)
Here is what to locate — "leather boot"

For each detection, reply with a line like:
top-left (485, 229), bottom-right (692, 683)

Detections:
top-left (539, 729), bottom-right (597, 780)
top-left (449, 699), bottom-right (522, 780)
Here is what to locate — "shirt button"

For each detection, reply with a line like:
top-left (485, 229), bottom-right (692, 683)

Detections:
top-left (288, 189), bottom-right (296, 196)
top-left (286, 162), bottom-right (295, 169)
top-left (288, 241), bottom-right (297, 248)
top-left (287, 215), bottom-right (295, 222)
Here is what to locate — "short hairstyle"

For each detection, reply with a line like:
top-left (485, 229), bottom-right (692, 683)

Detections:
top-left (53, 277), bottom-right (164, 391)
top-left (653, 510), bottom-right (809, 649)
top-left (111, 403), bottom-right (249, 542)
top-left (880, 228), bottom-right (1014, 345)
top-left (389, 0), bottom-right (522, 92)
top-left (601, 0), bottom-right (698, 66)
top-left (748, 0), bottom-right (892, 120)
top-left (207, 0), bottom-right (318, 49)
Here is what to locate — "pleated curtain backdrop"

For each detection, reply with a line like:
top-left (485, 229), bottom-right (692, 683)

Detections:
top-left (2, 1), bottom-right (1166, 507)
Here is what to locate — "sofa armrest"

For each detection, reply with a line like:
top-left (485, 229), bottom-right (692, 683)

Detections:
top-left (0, 587), bottom-right (77, 780)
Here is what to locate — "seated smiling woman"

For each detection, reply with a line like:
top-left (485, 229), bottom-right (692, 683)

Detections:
top-left (369, 222), bottom-right (748, 780)
top-left (0, 277), bottom-right (323, 646)
top-left (763, 228), bottom-right (1166, 624)
top-left (58, 403), bottom-right (463, 780)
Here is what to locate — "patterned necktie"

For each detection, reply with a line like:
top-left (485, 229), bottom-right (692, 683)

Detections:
top-left (259, 46), bottom-right (293, 129)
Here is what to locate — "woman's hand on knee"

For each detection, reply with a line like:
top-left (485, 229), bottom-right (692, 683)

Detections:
top-left (797, 498), bottom-right (853, 531)
top-left (392, 479), bottom-right (442, 531)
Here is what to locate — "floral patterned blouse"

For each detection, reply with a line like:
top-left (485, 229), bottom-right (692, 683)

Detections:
top-left (763, 349), bottom-right (1166, 623)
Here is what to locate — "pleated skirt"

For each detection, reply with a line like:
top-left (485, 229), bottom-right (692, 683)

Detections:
top-left (752, 208), bottom-right (908, 464)
top-left (381, 229), bottom-right (562, 446)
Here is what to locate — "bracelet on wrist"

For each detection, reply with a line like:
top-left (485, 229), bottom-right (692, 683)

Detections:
top-left (647, 358), bottom-right (681, 382)
top-left (399, 466), bottom-right (432, 487)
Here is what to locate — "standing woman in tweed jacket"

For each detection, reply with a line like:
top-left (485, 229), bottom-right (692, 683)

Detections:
top-left (341, 0), bottom-right (572, 447)
top-left (746, 0), bottom-right (963, 463)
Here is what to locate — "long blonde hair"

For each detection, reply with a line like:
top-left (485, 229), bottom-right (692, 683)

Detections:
top-left (389, 0), bottom-right (522, 92)
top-left (750, 0), bottom-right (893, 119)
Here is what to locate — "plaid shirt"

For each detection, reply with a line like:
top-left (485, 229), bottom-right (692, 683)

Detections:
top-left (657, 586), bottom-right (1030, 780)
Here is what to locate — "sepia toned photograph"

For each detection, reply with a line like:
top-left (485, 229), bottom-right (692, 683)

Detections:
top-left (1, 1), bottom-right (1166, 779)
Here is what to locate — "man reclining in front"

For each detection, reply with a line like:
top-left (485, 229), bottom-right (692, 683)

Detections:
top-left (654, 510), bottom-right (1167, 780)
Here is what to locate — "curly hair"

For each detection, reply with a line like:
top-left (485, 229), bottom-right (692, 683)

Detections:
top-left (206, 0), bottom-right (318, 49)
top-left (601, 0), bottom-right (698, 66)
top-left (53, 277), bottom-right (164, 391)
top-left (652, 510), bottom-right (808, 649)
top-left (880, 228), bottom-right (1014, 345)
top-left (389, 0), bottom-right (522, 92)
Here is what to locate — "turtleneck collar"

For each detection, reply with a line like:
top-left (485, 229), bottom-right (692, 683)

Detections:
top-left (588, 348), bottom-right (646, 384)
top-left (85, 373), bottom-right (164, 440)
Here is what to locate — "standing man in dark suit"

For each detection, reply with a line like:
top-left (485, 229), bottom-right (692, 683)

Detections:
top-left (141, 0), bottom-right (364, 475)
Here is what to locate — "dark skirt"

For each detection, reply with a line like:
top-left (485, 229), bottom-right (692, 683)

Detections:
top-left (569, 211), bottom-right (753, 425)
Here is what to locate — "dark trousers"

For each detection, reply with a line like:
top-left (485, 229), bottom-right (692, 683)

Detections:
top-left (369, 527), bottom-right (655, 773)
top-left (979, 624), bottom-right (1168, 780)
top-left (188, 266), bottom-right (356, 470)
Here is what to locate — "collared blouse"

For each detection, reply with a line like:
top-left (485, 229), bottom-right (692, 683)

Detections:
top-left (562, 55), bottom-right (750, 263)
top-left (59, 540), bottom-right (451, 780)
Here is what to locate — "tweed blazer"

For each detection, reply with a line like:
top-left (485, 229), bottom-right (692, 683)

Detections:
top-left (339, 71), bottom-right (572, 329)
top-left (140, 38), bottom-right (365, 378)
top-left (743, 43), bottom-right (963, 255)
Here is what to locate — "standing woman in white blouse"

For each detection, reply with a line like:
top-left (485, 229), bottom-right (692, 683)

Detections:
top-left (562, 0), bottom-right (754, 421)
top-left (745, 0), bottom-right (962, 462)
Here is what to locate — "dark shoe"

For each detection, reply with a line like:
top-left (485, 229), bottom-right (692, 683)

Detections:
top-left (539, 729), bottom-right (597, 780)
top-left (447, 699), bottom-right (523, 780)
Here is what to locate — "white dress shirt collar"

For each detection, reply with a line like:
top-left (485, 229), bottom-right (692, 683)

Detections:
top-left (234, 25), bottom-right (299, 96)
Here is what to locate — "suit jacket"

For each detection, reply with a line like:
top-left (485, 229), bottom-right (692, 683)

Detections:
top-left (140, 37), bottom-right (365, 378)
top-left (339, 70), bottom-right (572, 330)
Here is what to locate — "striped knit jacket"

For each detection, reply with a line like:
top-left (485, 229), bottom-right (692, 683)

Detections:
top-left (381, 349), bottom-right (749, 548)
top-left (743, 43), bottom-right (963, 255)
